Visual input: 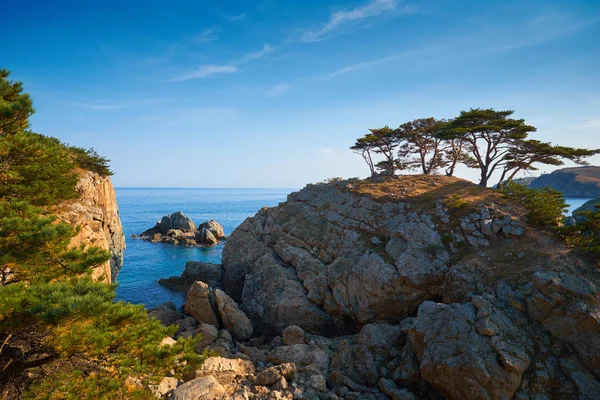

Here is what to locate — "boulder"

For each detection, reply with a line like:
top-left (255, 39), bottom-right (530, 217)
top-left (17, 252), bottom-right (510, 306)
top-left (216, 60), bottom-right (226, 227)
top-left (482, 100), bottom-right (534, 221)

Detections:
top-left (213, 288), bottom-right (253, 340)
top-left (268, 344), bottom-right (330, 376)
top-left (198, 220), bottom-right (226, 239)
top-left (184, 281), bottom-right (253, 341)
top-left (184, 281), bottom-right (219, 326)
top-left (143, 211), bottom-right (196, 236)
top-left (196, 228), bottom-right (218, 245)
top-left (159, 262), bottom-right (224, 293)
top-left (171, 376), bottom-right (225, 400)
top-left (282, 325), bottom-right (305, 345)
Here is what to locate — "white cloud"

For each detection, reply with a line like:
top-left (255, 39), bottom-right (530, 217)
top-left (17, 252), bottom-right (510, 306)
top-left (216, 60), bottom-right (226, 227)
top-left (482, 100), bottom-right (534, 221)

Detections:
top-left (268, 84), bottom-right (291, 97)
top-left (234, 44), bottom-right (274, 65)
top-left (170, 65), bottom-right (239, 81)
top-left (170, 44), bottom-right (274, 82)
top-left (299, 0), bottom-right (399, 42)
top-left (193, 27), bottom-right (220, 43)
top-left (323, 49), bottom-right (429, 79)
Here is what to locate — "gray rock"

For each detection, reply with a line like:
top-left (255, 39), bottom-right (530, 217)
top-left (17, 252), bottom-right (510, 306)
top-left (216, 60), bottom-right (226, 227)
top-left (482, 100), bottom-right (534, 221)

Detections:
top-left (171, 376), bottom-right (225, 400)
top-left (282, 325), bottom-right (306, 345)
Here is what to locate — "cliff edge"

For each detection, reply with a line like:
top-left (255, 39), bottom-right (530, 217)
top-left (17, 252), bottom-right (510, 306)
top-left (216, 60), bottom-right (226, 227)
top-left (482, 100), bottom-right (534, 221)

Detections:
top-left (58, 170), bottom-right (125, 282)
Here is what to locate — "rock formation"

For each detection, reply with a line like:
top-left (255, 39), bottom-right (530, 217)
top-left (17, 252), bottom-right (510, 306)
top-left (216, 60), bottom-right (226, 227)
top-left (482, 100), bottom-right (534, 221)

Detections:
top-left (139, 212), bottom-right (226, 246)
top-left (58, 171), bottom-right (125, 282)
top-left (151, 176), bottom-right (600, 399)
top-left (529, 166), bottom-right (600, 197)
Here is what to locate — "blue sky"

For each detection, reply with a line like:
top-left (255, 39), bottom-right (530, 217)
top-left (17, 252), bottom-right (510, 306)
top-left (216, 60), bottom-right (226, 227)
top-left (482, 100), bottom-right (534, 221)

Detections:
top-left (2, 0), bottom-right (600, 187)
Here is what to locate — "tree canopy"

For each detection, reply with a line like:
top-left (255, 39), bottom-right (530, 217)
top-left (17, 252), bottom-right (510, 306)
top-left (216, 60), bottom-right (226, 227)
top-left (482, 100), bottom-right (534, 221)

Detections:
top-left (350, 108), bottom-right (599, 186)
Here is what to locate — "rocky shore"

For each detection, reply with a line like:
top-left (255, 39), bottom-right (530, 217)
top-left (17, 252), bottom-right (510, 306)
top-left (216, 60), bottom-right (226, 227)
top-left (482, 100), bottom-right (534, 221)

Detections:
top-left (149, 176), bottom-right (600, 399)
top-left (137, 211), bottom-right (226, 246)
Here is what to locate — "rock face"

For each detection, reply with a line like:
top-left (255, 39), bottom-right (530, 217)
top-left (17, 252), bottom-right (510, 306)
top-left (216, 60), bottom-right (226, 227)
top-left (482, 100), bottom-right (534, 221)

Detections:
top-left (58, 171), bottom-right (125, 282)
top-left (139, 213), bottom-right (225, 246)
top-left (159, 261), bottom-right (224, 292)
top-left (221, 180), bottom-right (530, 336)
top-left (155, 176), bottom-right (600, 399)
top-left (529, 166), bottom-right (600, 197)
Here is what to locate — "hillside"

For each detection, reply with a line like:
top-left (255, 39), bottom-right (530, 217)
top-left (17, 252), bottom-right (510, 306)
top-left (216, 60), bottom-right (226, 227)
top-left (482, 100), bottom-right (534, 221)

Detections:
top-left (529, 166), bottom-right (600, 197)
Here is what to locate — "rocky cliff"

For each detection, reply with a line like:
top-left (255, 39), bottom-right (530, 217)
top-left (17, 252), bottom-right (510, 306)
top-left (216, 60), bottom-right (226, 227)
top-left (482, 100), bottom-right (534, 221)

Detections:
top-left (157, 175), bottom-right (600, 399)
top-left (529, 166), bottom-right (600, 197)
top-left (58, 170), bottom-right (125, 282)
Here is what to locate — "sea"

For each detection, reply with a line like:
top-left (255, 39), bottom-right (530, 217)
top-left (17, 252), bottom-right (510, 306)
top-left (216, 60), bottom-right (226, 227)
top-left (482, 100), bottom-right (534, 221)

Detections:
top-left (114, 188), bottom-right (293, 310)
top-left (113, 189), bottom-right (595, 310)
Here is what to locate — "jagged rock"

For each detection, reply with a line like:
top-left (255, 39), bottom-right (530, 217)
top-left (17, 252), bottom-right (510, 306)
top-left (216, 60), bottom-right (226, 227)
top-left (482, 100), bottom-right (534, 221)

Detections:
top-left (184, 281), bottom-right (252, 341)
top-left (146, 211), bottom-right (196, 235)
top-left (171, 375), bottom-right (225, 400)
top-left (330, 323), bottom-right (404, 386)
top-left (282, 325), bottom-right (305, 345)
top-left (195, 323), bottom-right (219, 351)
top-left (198, 220), bottom-right (226, 239)
top-left (213, 288), bottom-right (253, 340)
top-left (58, 171), bottom-right (125, 282)
top-left (151, 376), bottom-right (178, 398)
top-left (254, 363), bottom-right (297, 387)
top-left (195, 357), bottom-right (255, 382)
top-left (405, 298), bottom-right (533, 400)
top-left (184, 282), bottom-right (219, 326)
top-left (268, 344), bottom-right (330, 376)
top-left (196, 229), bottom-right (218, 245)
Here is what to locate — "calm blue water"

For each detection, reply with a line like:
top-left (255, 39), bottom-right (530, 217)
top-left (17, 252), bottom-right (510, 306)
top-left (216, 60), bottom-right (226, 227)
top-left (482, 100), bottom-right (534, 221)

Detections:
top-left (114, 188), bottom-right (293, 309)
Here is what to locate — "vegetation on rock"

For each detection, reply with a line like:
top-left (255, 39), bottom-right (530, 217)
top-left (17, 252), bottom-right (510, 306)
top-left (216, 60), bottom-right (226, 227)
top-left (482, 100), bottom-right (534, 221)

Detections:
top-left (0, 69), bottom-right (204, 399)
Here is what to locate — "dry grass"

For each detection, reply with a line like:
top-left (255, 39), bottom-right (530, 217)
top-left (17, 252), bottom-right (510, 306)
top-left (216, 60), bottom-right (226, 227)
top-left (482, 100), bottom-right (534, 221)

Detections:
top-left (347, 174), bottom-right (525, 216)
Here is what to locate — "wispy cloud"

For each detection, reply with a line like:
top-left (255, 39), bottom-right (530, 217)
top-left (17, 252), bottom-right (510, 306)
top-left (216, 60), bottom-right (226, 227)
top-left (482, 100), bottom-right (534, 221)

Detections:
top-left (322, 11), bottom-right (598, 80)
top-left (323, 49), bottom-right (432, 79)
top-left (234, 44), bottom-right (274, 65)
top-left (268, 84), bottom-right (291, 97)
top-left (171, 44), bottom-right (274, 82)
top-left (224, 13), bottom-right (246, 22)
top-left (298, 0), bottom-right (401, 42)
top-left (170, 65), bottom-right (239, 81)
top-left (192, 27), bottom-right (221, 43)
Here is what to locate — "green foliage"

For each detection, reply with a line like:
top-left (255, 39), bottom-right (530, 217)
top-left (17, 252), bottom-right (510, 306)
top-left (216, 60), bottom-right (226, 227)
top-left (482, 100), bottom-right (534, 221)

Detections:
top-left (500, 181), bottom-right (567, 227)
top-left (0, 69), bottom-right (204, 399)
top-left (0, 199), bottom-right (111, 284)
top-left (443, 194), bottom-right (471, 211)
top-left (560, 205), bottom-right (600, 263)
top-left (1, 279), bottom-right (206, 400)
top-left (0, 131), bottom-right (79, 205)
top-left (0, 69), bottom-right (34, 137)
top-left (69, 146), bottom-right (113, 176)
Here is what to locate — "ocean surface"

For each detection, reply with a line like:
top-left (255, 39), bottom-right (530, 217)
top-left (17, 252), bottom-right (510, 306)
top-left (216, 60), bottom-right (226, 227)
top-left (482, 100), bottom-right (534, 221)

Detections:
top-left (113, 189), bottom-right (595, 310)
top-left (114, 188), bottom-right (293, 309)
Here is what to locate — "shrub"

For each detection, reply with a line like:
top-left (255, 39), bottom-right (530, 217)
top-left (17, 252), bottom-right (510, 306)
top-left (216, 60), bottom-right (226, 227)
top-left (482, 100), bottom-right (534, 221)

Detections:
top-left (500, 181), bottom-right (567, 227)
top-left (69, 146), bottom-right (113, 176)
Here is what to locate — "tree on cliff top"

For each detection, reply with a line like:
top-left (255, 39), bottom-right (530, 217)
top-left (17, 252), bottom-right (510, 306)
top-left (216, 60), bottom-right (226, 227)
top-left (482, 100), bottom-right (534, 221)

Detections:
top-left (443, 108), bottom-right (537, 187)
top-left (0, 69), bottom-right (34, 137)
top-left (395, 118), bottom-right (454, 175)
